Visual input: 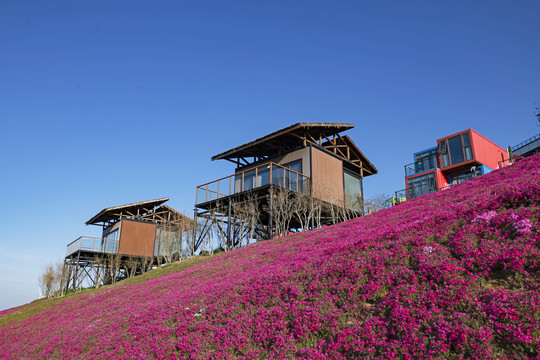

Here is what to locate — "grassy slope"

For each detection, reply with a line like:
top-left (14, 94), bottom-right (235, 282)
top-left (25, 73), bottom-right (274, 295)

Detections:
top-left (0, 155), bottom-right (539, 359)
top-left (0, 255), bottom-right (214, 325)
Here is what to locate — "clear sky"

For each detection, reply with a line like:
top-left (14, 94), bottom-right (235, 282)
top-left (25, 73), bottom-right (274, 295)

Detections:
top-left (0, 0), bottom-right (538, 310)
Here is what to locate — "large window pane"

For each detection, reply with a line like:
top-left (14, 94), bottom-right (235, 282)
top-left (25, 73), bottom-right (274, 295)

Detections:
top-left (234, 170), bottom-right (256, 192)
top-left (414, 148), bottom-right (438, 173)
top-left (271, 165), bottom-right (284, 187)
top-left (257, 166), bottom-right (270, 187)
top-left (284, 160), bottom-right (302, 192)
top-left (442, 154), bottom-right (449, 167)
top-left (462, 132), bottom-right (470, 146)
top-left (438, 140), bottom-right (447, 154)
top-left (448, 135), bottom-right (465, 165)
top-left (344, 170), bottom-right (362, 212)
top-left (243, 170), bottom-right (256, 190)
top-left (407, 173), bottom-right (436, 199)
top-left (464, 146), bottom-right (473, 161)
top-left (450, 167), bottom-right (482, 186)
top-left (104, 229), bottom-right (118, 240)
top-left (234, 174), bottom-right (242, 193)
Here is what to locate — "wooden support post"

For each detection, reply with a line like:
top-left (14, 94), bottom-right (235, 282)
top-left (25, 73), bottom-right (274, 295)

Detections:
top-left (227, 199), bottom-right (232, 250)
top-left (73, 252), bottom-right (81, 290)
top-left (268, 188), bottom-right (273, 239)
top-left (192, 209), bottom-right (198, 256)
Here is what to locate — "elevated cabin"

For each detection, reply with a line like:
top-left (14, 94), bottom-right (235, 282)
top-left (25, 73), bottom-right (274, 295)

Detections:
top-left (64, 198), bottom-right (194, 290)
top-left (402, 129), bottom-right (510, 200)
top-left (194, 123), bottom-right (377, 249)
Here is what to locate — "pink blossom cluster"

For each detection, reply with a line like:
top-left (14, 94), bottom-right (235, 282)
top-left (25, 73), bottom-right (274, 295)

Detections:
top-left (514, 218), bottom-right (533, 235)
top-left (473, 211), bottom-right (498, 223)
top-left (0, 155), bottom-right (539, 359)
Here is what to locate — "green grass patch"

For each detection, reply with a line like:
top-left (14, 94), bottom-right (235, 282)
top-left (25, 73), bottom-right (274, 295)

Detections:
top-left (0, 254), bottom-right (217, 326)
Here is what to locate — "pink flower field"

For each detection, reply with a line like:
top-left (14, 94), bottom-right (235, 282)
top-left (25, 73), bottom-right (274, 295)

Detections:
top-left (1, 155), bottom-right (539, 359)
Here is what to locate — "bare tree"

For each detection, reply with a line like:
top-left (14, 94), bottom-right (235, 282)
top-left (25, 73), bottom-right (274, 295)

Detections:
top-left (267, 187), bottom-right (295, 237)
top-left (125, 257), bottom-right (138, 278)
top-left (39, 261), bottom-right (68, 298)
top-left (39, 264), bottom-right (55, 298)
top-left (108, 253), bottom-right (122, 283)
top-left (232, 191), bottom-right (261, 246)
top-left (157, 222), bottom-right (177, 264)
top-left (292, 192), bottom-right (313, 231)
top-left (93, 255), bottom-right (107, 289)
top-left (143, 256), bottom-right (154, 273)
top-left (364, 193), bottom-right (391, 214)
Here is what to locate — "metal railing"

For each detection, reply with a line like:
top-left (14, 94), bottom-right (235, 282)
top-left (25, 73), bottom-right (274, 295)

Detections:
top-left (404, 155), bottom-right (439, 177)
top-left (394, 184), bottom-right (438, 203)
top-left (66, 236), bottom-right (119, 257)
top-left (512, 133), bottom-right (540, 152)
top-left (196, 162), bottom-right (310, 205)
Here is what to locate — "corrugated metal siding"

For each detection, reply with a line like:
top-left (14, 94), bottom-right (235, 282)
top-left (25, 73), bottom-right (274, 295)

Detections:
top-left (118, 220), bottom-right (156, 257)
top-left (311, 147), bottom-right (344, 207)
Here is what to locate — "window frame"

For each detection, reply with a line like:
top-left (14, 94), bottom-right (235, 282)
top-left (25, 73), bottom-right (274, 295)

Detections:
top-left (343, 168), bottom-right (363, 212)
top-left (440, 131), bottom-right (474, 168)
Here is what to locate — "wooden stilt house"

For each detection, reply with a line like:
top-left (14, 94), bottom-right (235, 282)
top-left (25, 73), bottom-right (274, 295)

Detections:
top-left (64, 198), bottom-right (194, 290)
top-left (194, 123), bottom-right (377, 251)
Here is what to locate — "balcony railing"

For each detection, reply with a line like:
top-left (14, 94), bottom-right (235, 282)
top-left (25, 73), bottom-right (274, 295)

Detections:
top-left (394, 183), bottom-right (439, 202)
top-left (196, 162), bottom-right (310, 205)
top-left (512, 133), bottom-right (540, 152)
top-left (66, 236), bottom-right (119, 257)
top-left (404, 154), bottom-right (439, 177)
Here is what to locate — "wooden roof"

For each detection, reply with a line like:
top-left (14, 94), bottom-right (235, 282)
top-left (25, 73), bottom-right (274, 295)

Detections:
top-left (212, 122), bottom-right (354, 162)
top-left (85, 198), bottom-right (193, 226)
top-left (159, 204), bottom-right (198, 229)
top-left (329, 135), bottom-right (378, 176)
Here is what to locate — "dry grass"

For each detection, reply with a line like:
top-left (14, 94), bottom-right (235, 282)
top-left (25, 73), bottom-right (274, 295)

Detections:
top-left (0, 254), bottom-right (218, 326)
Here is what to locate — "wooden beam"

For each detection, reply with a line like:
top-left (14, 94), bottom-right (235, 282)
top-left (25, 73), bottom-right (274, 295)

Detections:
top-left (225, 158), bottom-right (242, 166)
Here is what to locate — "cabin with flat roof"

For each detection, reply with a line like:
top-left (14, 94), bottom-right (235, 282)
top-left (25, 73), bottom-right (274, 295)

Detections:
top-left (194, 123), bottom-right (377, 251)
top-left (64, 198), bottom-right (194, 290)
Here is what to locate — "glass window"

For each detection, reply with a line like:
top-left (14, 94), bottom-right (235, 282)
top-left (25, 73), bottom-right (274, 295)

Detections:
top-left (271, 165), bottom-right (285, 188)
top-left (414, 148), bottom-right (438, 173)
top-left (234, 170), bottom-right (254, 192)
top-left (234, 173), bottom-right (242, 193)
top-left (284, 160), bottom-right (302, 192)
top-left (464, 146), bottom-right (473, 161)
top-left (104, 229), bottom-right (118, 241)
top-left (102, 229), bottom-right (119, 253)
top-left (448, 135), bottom-right (465, 165)
top-left (257, 165), bottom-right (270, 187)
top-left (442, 153), bottom-right (450, 167)
top-left (243, 169), bottom-right (256, 190)
top-left (438, 140), bottom-right (447, 154)
top-left (415, 160), bottom-right (424, 173)
top-left (462, 132), bottom-right (470, 147)
top-left (450, 167), bottom-right (482, 186)
top-left (407, 173), bottom-right (436, 199)
top-left (344, 170), bottom-right (362, 212)
top-left (462, 133), bottom-right (472, 161)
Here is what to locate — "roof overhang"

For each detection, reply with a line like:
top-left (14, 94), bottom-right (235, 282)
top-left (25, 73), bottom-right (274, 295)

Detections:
top-left (212, 122), bottom-right (354, 164)
top-left (334, 135), bottom-right (378, 176)
top-left (86, 197), bottom-right (170, 225)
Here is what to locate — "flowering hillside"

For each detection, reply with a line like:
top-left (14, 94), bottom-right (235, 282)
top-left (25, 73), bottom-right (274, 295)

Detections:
top-left (1, 155), bottom-right (539, 359)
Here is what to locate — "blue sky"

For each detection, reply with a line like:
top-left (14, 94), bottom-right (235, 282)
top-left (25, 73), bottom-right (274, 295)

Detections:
top-left (0, 0), bottom-right (538, 310)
